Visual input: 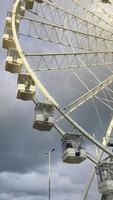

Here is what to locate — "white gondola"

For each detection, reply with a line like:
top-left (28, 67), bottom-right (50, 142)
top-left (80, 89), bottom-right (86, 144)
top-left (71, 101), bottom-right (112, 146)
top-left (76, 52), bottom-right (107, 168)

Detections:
top-left (33, 102), bottom-right (54, 131)
top-left (36, 0), bottom-right (43, 3)
top-left (17, 74), bottom-right (35, 100)
top-left (5, 48), bottom-right (22, 73)
top-left (101, 193), bottom-right (113, 200)
top-left (107, 136), bottom-right (113, 147)
top-left (101, 0), bottom-right (111, 4)
top-left (25, 0), bottom-right (35, 9)
top-left (95, 160), bottom-right (113, 194)
top-left (16, 1), bottom-right (26, 16)
top-left (61, 131), bottom-right (87, 164)
top-left (2, 28), bottom-right (15, 49)
top-left (5, 11), bottom-right (20, 29)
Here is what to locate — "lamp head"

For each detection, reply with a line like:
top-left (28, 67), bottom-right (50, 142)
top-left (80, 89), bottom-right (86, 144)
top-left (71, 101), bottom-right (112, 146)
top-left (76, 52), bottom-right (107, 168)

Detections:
top-left (51, 148), bottom-right (55, 152)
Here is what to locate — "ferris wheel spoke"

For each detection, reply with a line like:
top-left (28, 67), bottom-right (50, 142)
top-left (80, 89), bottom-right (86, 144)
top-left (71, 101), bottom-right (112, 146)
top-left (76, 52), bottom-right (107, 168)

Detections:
top-left (20, 17), bottom-right (113, 51)
top-left (56, 74), bottom-right (113, 122)
top-left (94, 95), bottom-right (113, 111)
top-left (42, 0), bottom-right (113, 31)
top-left (81, 116), bottom-right (113, 200)
top-left (55, 0), bottom-right (113, 30)
top-left (22, 17), bottom-right (113, 41)
top-left (95, 96), bottom-right (113, 105)
top-left (72, 70), bottom-right (107, 132)
top-left (29, 1), bottom-right (113, 40)
top-left (24, 51), bottom-right (113, 71)
top-left (72, 0), bottom-right (113, 28)
top-left (84, 0), bottom-right (113, 23)
top-left (73, 0), bottom-right (113, 25)
top-left (21, 16), bottom-right (113, 41)
top-left (71, 69), bottom-right (111, 134)
top-left (104, 87), bottom-right (113, 104)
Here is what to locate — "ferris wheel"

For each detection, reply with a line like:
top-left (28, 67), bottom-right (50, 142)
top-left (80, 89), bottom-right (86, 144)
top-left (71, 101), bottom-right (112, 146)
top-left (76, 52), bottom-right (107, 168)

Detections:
top-left (2, 0), bottom-right (113, 199)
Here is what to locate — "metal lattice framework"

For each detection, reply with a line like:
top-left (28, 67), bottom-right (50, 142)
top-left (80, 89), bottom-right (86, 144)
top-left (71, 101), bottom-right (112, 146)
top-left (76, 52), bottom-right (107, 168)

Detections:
top-left (3, 0), bottom-right (113, 199)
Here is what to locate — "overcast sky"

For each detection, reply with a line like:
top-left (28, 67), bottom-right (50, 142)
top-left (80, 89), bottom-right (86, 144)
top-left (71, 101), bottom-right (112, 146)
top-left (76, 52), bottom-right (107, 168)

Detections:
top-left (1, 0), bottom-right (113, 200)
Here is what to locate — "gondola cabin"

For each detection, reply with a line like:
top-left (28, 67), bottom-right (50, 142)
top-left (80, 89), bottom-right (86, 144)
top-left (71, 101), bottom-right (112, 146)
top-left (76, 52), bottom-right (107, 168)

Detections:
top-left (5, 12), bottom-right (20, 29)
top-left (5, 48), bottom-right (22, 73)
top-left (2, 28), bottom-right (15, 49)
top-left (101, 0), bottom-right (111, 3)
top-left (107, 137), bottom-right (113, 147)
top-left (25, 0), bottom-right (34, 9)
top-left (17, 74), bottom-right (35, 100)
top-left (37, 0), bottom-right (43, 3)
top-left (17, 1), bottom-right (26, 16)
top-left (102, 193), bottom-right (113, 199)
top-left (61, 132), bottom-right (87, 164)
top-left (33, 102), bottom-right (54, 131)
top-left (95, 161), bottom-right (113, 194)
top-left (107, 142), bottom-right (113, 147)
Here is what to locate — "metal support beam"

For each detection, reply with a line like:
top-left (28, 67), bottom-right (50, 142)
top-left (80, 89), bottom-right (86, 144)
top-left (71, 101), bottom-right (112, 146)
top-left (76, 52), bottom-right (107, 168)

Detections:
top-left (81, 116), bottom-right (113, 200)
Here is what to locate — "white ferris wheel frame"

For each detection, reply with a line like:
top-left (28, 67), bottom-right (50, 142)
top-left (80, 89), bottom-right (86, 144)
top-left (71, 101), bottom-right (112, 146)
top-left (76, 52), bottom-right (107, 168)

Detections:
top-left (11, 0), bottom-right (113, 198)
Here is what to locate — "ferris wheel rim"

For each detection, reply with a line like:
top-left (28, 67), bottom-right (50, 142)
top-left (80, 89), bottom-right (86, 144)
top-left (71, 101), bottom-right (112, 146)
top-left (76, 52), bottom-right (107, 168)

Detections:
top-left (11, 0), bottom-right (113, 160)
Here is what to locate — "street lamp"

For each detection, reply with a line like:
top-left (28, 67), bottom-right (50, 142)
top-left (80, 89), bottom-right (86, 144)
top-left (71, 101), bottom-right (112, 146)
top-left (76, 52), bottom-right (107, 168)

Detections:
top-left (45, 148), bottom-right (55, 200)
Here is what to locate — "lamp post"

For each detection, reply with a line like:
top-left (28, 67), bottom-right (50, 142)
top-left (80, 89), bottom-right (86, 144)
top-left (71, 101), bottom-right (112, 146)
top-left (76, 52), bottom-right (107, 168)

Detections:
top-left (45, 148), bottom-right (55, 200)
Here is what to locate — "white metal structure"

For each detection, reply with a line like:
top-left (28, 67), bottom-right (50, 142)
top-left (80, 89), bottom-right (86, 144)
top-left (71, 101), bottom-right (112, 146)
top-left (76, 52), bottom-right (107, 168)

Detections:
top-left (3, 0), bottom-right (113, 199)
top-left (61, 132), bottom-right (87, 164)
top-left (17, 74), bottom-right (35, 100)
top-left (81, 116), bottom-right (113, 200)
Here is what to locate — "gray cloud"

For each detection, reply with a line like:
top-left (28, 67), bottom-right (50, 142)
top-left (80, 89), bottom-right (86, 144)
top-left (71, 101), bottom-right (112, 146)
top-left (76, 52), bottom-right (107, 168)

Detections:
top-left (0, 159), bottom-right (101, 200)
